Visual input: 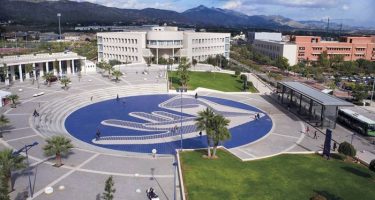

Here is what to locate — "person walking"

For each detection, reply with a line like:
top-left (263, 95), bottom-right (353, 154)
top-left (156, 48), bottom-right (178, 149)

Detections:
top-left (96, 129), bottom-right (101, 141)
top-left (195, 93), bottom-right (198, 100)
top-left (116, 94), bottom-right (119, 101)
top-left (313, 131), bottom-right (318, 139)
top-left (90, 96), bottom-right (93, 101)
top-left (333, 142), bottom-right (337, 151)
top-left (33, 109), bottom-right (39, 117)
top-left (306, 126), bottom-right (310, 135)
top-left (257, 113), bottom-right (260, 119)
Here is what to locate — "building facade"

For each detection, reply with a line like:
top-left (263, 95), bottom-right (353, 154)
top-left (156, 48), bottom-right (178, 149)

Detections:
top-left (292, 36), bottom-right (375, 62)
top-left (0, 52), bottom-right (92, 84)
top-left (247, 32), bottom-right (282, 44)
top-left (97, 26), bottom-right (230, 64)
top-left (253, 39), bottom-right (297, 65)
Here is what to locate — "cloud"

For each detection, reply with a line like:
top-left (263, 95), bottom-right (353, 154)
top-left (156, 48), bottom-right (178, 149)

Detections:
top-left (222, 0), bottom-right (243, 9)
top-left (342, 4), bottom-right (349, 10)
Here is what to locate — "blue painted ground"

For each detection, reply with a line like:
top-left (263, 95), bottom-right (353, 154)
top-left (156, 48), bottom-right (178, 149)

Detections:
top-left (65, 94), bottom-right (273, 154)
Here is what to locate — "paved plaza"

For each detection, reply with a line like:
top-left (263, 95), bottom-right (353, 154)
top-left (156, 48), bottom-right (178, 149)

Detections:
top-left (0, 64), bottom-right (374, 200)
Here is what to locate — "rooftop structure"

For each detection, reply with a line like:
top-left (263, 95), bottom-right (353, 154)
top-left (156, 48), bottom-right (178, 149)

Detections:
top-left (97, 26), bottom-right (230, 64)
top-left (247, 32), bottom-right (282, 44)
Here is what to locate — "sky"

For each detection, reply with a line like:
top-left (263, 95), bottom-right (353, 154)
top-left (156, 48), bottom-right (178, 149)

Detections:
top-left (76, 0), bottom-right (375, 27)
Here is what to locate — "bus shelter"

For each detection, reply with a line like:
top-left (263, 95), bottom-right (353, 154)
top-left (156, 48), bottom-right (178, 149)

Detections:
top-left (276, 82), bottom-right (353, 129)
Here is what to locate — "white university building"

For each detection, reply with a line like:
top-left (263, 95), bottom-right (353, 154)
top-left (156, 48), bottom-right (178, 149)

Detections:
top-left (97, 26), bottom-right (231, 64)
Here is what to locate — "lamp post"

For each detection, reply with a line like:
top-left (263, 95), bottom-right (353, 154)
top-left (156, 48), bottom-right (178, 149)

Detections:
top-left (13, 142), bottom-right (39, 198)
top-left (177, 87), bottom-right (187, 150)
top-left (57, 13), bottom-right (62, 40)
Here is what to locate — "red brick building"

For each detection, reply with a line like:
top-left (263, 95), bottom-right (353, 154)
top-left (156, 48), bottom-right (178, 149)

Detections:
top-left (291, 36), bottom-right (375, 62)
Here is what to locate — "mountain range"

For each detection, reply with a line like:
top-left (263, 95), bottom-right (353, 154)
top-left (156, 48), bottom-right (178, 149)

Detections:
top-left (0, 0), bottom-right (356, 30)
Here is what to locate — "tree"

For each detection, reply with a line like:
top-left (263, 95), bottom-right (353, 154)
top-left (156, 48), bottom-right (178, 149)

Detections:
top-left (351, 84), bottom-right (369, 104)
top-left (369, 159), bottom-right (375, 172)
top-left (60, 77), bottom-right (71, 90)
top-left (108, 59), bottom-right (121, 68)
top-left (101, 176), bottom-right (116, 200)
top-left (275, 57), bottom-right (289, 72)
top-left (234, 70), bottom-right (241, 77)
top-left (0, 173), bottom-right (10, 200)
top-left (318, 51), bottom-right (330, 69)
top-left (43, 72), bottom-right (54, 86)
top-left (6, 94), bottom-right (19, 108)
top-left (25, 63), bottom-right (33, 81)
top-left (195, 108), bottom-right (215, 158)
top-left (192, 59), bottom-right (197, 69)
top-left (111, 70), bottom-right (123, 82)
top-left (0, 115), bottom-right (10, 138)
top-left (104, 62), bottom-right (113, 77)
top-left (176, 57), bottom-right (191, 87)
top-left (240, 74), bottom-right (248, 91)
top-left (0, 149), bottom-right (26, 192)
top-left (338, 142), bottom-right (356, 157)
top-left (43, 136), bottom-right (73, 167)
top-left (210, 114), bottom-right (231, 158)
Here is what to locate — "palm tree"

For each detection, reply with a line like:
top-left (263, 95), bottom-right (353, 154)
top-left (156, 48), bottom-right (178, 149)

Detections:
top-left (0, 148), bottom-right (26, 192)
top-left (0, 172), bottom-right (10, 200)
top-left (60, 77), bottom-right (71, 90)
top-left (195, 108), bottom-right (215, 158)
top-left (0, 115), bottom-right (10, 138)
top-left (210, 114), bottom-right (231, 158)
top-left (176, 57), bottom-right (191, 88)
top-left (6, 94), bottom-right (19, 108)
top-left (43, 72), bottom-right (54, 86)
top-left (111, 70), bottom-right (123, 82)
top-left (43, 136), bottom-right (73, 167)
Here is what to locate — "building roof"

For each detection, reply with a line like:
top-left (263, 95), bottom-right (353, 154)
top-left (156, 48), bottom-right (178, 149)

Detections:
top-left (0, 52), bottom-right (85, 66)
top-left (279, 81), bottom-right (353, 106)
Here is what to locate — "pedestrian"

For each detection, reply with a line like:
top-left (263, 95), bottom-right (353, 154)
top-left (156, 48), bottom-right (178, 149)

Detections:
top-left (116, 94), bottom-right (119, 101)
top-left (90, 96), bottom-right (93, 101)
top-left (96, 129), bottom-right (101, 141)
top-left (333, 142), bottom-right (337, 151)
top-left (313, 131), bottom-right (317, 139)
top-left (254, 114), bottom-right (257, 120)
top-left (199, 131), bottom-right (202, 137)
top-left (306, 126), bottom-right (310, 134)
top-left (195, 93), bottom-right (198, 100)
top-left (257, 113), bottom-right (260, 119)
top-left (33, 109), bottom-right (39, 117)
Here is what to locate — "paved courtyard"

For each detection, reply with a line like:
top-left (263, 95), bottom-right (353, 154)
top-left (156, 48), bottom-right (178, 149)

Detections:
top-left (0, 64), bottom-right (374, 200)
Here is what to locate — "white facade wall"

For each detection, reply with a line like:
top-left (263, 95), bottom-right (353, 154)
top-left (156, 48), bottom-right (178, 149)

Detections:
top-left (97, 27), bottom-right (230, 64)
top-left (253, 39), bottom-right (297, 66)
top-left (97, 32), bottom-right (146, 63)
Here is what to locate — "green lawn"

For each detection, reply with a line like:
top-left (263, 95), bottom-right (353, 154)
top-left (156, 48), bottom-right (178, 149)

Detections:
top-left (180, 150), bottom-right (375, 200)
top-left (168, 71), bottom-right (258, 92)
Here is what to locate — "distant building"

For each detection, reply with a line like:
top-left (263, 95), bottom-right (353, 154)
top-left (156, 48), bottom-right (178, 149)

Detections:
top-left (247, 32), bottom-right (282, 44)
top-left (39, 32), bottom-right (61, 42)
top-left (97, 26), bottom-right (230, 64)
top-left (253, 39), bottom-right (297, 65)
top-left (292, 36), bottom-right (375, 62)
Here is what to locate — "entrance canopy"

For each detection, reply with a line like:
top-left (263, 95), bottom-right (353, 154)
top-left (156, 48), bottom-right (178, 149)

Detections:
top-left (279, 82), bottom-right (353, 106)
top-left (276, 81), bottom-right (353, 128)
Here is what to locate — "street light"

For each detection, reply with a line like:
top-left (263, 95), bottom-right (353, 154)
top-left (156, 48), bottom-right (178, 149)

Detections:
top-left (177, 87), bottom-right (187, 150)
top-left (13, 142), bottom-right (39, 198)
top-left (57, 13), bottom-right (62, 40)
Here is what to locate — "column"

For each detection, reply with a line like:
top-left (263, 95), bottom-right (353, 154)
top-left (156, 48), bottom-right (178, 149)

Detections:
top-left (46, 62), bottom-right (49, 73)
top-left (10, 65), bottom-right (15, 81)
top-left (83, 59), bottom-right (87, 75)
top-left (58, 60), bottom-right (62, 77)
top-left (72, 60), bottom-right (75, 75)
top-left (172, 48), bottom-right (174, 63)
top-left (156, 48), bottom-right (159, 64)
top-left (67, 59), bottom-right (72, 74)
top-left (32, 63), bottom-right (36, 80)
top-left (39, 63), bottom-right (44, 77)
top-left (18, 64), bottom-right (23, 82)
top-left (53, 61), bottom-right (57, 76)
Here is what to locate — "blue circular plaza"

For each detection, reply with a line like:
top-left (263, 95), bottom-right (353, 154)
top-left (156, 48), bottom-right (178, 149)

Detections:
top-left (65, 94), bottom-right (273, 154)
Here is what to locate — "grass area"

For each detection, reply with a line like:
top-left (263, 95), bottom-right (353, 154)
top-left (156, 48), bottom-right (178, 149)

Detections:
top-left (168, 71), bottom-right (258, 93)
top-left (180, 150), bottom-right (375, 200)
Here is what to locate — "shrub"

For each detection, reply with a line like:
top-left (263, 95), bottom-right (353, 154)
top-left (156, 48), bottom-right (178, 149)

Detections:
top-left (310, 193), bottom-right (327, 200)
top-left (234, 70), bottom-right (241, 76)
top-left (369, 159), bottom-right (375, 172)
top-left (338, 142), bottom-right (356, 157)
top-left (240, 74), bottom-right (247, 81)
